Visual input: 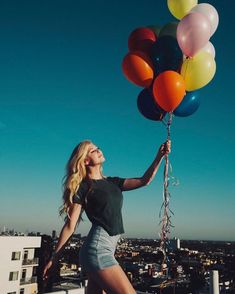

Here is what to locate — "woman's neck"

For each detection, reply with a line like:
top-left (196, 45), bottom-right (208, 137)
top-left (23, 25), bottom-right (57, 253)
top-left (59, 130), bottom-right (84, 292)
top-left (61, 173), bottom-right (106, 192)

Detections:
top-left (86, 166), bottom-right (103, 180)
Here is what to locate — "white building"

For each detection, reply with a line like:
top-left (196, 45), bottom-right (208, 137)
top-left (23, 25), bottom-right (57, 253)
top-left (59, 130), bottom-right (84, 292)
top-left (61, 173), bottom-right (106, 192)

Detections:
top-left (169, 237), bottom-right (180, 251)
top-left (0, 236), bottom-right (41, 294)
top-left (45, 289), bottom-right (85, 294)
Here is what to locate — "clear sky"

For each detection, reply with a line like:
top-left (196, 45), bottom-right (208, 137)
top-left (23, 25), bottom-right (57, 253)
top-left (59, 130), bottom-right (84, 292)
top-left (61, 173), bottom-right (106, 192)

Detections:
top-left (0, 0), bottom-right (234, 241)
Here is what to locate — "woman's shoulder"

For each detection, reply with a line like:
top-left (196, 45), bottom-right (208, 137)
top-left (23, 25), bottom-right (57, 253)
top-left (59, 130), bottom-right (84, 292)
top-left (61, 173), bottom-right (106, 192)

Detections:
top-left (77, 180), bottom-right (90, 194)
top-left (106, 176), bottom-right (125, 189)
top-left (73, 180), bottom-right (90, 204)
top-left (106, 176), bottom-right (124, 181)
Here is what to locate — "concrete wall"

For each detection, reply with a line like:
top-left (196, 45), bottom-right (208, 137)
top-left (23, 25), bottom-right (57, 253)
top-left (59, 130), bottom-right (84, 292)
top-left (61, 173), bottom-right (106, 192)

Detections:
top-left (45, 289), bottom-right (85, 294)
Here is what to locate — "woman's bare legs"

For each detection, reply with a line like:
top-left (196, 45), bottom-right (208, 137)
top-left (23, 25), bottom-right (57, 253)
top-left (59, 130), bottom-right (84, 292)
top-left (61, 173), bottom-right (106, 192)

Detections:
top-left (87, 264), bottom-right (136, 294)
top-left (87, 276), bottom-right (106, 294)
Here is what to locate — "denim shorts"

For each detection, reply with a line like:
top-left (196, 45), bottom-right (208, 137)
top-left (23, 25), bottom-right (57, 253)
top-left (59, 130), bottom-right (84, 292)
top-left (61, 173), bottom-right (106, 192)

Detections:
top-left (79, 224), bottom-right (120, 272)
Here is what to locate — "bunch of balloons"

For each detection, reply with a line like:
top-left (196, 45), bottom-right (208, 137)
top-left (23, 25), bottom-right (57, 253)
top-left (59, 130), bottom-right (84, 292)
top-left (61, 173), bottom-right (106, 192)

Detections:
top-left (122, 0), bottom-right (219, 119)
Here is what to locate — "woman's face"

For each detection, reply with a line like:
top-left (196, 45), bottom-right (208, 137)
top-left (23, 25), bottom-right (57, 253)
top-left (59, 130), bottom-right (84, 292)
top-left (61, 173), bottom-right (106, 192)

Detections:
top-left (85, 143), bottom-right (105, 166)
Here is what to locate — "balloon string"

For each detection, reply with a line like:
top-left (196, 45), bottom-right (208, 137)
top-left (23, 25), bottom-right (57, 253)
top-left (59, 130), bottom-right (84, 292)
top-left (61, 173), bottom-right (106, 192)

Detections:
top-left (159, 112), bottom-right (174, 277)
top-left (166, 112), bottom-right (172, 140)
top-left (182, 56), bottom-right (190, 81)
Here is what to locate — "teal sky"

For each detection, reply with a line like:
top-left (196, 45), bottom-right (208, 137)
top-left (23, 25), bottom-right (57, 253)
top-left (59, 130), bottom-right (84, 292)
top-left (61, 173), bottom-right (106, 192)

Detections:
top-left (0, 0), bottom-right (234, 241)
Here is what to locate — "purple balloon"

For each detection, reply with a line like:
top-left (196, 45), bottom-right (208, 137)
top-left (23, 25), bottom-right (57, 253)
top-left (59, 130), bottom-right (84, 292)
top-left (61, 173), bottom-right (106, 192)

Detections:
top-left (177, 12), bottom-right (211, 57)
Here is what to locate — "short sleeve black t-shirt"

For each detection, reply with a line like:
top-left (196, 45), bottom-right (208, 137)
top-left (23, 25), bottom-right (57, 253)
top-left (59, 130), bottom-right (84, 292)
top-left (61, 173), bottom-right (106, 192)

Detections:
top-left (73, 177), bottom-right (125, 236)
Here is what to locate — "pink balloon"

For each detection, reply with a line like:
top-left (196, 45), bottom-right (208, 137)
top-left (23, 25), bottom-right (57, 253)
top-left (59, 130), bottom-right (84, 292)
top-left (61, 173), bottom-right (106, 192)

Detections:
top-left (177, 12), bottom-right (211, 57)
top-left (190, 3), bottom-right (219, 36)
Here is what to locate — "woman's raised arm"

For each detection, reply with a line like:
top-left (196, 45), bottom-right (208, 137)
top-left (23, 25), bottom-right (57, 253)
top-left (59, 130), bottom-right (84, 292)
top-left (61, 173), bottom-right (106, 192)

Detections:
top-left (122, 140), bottom-right (171, 191)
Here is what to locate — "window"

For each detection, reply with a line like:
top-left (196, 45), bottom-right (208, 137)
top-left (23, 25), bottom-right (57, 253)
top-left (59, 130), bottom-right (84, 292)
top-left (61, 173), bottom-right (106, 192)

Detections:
top-left (23, 250), bottom-right (28, 260)
top-left (33, 266), bottom-right (37, 275)
top-left (21, 269), bottom-right (26, 279)
top-left (19, 289), bottom-right (24, 294)
top-left (11, 251), bottom-right (21, 260)
top-left (24, 250), bottom-right (29, 259)
top-left (9, 271), bottom-right (19, 281)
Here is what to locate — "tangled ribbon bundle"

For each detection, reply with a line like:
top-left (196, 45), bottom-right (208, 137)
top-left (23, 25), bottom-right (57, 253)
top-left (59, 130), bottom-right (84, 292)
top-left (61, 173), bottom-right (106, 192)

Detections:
top-left (159, 112), bottom-right (179, 277)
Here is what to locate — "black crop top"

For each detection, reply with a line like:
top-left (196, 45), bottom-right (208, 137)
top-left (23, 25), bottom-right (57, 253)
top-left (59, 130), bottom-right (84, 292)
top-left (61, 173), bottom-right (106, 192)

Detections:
top-left (73, 177), bottom-right (126, 236)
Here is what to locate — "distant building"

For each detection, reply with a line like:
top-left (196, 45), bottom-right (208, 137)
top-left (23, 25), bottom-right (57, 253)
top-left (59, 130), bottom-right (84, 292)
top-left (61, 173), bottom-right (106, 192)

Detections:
top-left (169, 237), bottom-right (180, 251)
top-left (148, 265), bottom-right (153, 276)
top-left (52, 230), bottom-right (57, 240)
top-left (0, 236), bottom-right (41, 294)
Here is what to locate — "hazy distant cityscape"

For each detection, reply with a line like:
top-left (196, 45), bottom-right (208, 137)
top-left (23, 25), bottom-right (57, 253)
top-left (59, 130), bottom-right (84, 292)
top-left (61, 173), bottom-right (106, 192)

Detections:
top-left (1, 226), bottom-right (234, 293)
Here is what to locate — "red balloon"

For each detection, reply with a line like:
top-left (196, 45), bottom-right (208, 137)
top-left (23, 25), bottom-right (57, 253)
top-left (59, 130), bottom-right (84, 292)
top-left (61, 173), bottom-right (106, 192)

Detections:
top-left (122, 51), bottom-right (154, 87)
top-left (153, 71), bottom-right (186, 112)
top-left (128, 27), bottom-right (157, 54)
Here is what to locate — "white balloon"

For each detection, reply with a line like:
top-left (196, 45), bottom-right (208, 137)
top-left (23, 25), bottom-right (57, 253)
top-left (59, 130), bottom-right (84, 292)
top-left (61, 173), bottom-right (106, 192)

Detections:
top-left (201, 41), bottom-right (216, 58)
top-left (190, 3), bottom-right (219, 36)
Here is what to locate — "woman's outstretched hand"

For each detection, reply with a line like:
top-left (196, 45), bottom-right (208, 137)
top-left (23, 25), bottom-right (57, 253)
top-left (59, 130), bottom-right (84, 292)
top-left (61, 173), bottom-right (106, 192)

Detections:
top-left (158, 140), bottom-right (171, 159)
top-left (43, 259), bottom-right (53, 281)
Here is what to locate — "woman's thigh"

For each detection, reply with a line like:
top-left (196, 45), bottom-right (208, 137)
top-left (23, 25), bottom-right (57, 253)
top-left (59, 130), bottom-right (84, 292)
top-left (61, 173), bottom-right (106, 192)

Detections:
top-left (87, 277), bottom-right (106, 294)
top-left (88, 264), bottom-right (136, 294)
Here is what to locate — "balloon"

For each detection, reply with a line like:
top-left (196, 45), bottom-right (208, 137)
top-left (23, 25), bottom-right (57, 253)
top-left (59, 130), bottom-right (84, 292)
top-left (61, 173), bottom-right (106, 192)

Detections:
top-left (181, 51), bottom-right (216, 91)
top-left (122, 51), bottom-right (154, 87)
top-left (183, 41), bottom-right (215, 60)
top-left (151, 36), bottom-right (183, 75)
top-left (153, 71), bottom-right (186, 112)
top-left (159, 22), bottom-right (178, 38)
top-left (174, 91), bottom-right (200, 117)
top-left (190, 3), bottom-right (219, 36)
top-left (201, 41), bottom-right (216, 58)
top-left (147, 25), bottom-right (161, 37)
top-left (167, 0), bottom-right (198, 20)
top-left (177, 12), bottom-right (211, 57)
top-left (137, 88), bottom-right (166, 121)
top-left (128, 27), bottom-right (157, 55)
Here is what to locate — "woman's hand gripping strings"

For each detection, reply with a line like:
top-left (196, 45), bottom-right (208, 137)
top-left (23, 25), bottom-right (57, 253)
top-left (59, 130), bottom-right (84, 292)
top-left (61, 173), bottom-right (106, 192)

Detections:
top-left (121, 140), bottom-right (171, 191)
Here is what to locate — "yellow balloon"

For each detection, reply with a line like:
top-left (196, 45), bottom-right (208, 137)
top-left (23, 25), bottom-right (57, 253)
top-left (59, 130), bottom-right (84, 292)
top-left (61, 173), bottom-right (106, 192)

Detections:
top-left (167, 0), bottom-right (198, 20)
top-left (181, 51), bottom-right (216, 91)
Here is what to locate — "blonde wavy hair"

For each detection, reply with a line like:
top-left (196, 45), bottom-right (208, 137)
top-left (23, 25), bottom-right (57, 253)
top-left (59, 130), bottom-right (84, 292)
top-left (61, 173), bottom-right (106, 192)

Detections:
top-left (59, 140), bottom-right (99, 217)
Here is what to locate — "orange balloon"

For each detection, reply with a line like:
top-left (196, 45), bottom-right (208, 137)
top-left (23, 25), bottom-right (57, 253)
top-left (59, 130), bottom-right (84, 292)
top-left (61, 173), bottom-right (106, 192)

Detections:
top-left (153, 71), bottom-right (186, 112)
top-left (122, 51), bottom-right (154, 87)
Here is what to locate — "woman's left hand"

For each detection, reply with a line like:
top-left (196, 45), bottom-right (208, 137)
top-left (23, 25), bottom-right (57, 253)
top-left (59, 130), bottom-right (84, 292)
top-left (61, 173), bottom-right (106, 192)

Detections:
top-left (43, 260), bottom-right (53, 281)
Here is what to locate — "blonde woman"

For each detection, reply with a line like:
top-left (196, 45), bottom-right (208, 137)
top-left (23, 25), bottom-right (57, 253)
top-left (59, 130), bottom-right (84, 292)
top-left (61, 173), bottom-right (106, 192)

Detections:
top-left (43, 139), bottom-right (171, 294)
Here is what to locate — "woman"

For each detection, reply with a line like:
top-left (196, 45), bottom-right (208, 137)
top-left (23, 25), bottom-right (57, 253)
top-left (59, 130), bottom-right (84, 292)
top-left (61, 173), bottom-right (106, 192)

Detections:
top-left (43, 139), bottom-right (171, 294)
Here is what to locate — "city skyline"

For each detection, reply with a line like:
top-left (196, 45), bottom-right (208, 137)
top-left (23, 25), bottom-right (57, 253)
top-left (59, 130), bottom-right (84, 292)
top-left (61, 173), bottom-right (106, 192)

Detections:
top-left (0, 0), bottom-right (234, 241)
top-left (1, 227), bottom-right (235, 243)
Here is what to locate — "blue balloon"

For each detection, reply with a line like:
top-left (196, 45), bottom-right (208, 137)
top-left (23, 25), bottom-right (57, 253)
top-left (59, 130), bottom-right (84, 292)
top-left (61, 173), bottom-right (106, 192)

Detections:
top-left (137, 88), bottom-right (166, 121)
top-left (174, 91), bottom-right (200, 117)
top-left (151, 35), bottom-right (183, 75)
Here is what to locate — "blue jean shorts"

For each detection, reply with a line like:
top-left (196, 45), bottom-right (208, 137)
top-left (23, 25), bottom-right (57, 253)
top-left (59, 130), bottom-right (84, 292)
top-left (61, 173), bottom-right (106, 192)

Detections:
top-left (79, 224), bottom-right (121, 272)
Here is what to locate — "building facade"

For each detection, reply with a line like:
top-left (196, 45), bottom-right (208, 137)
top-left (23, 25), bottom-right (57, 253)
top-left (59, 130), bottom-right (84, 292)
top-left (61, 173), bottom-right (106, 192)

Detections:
top-left (0, 236), bottom-right (41, 294)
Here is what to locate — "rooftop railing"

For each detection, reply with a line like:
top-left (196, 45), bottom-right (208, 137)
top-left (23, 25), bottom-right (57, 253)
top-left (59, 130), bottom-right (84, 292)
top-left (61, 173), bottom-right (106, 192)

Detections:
top-left (20, 276), bottom-right (37, 285)
top-left (22, 257), bottom-right (39, 265)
